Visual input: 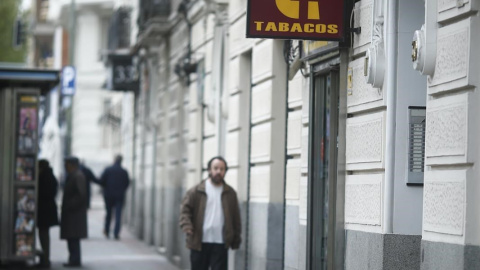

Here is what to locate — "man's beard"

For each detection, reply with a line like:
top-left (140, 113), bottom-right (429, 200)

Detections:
top-left (209, 173), bottom-right (224, 184)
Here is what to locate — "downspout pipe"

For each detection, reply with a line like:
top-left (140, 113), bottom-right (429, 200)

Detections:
top-left (383, 0), bottom-right (397, 234)
top-left (245, 66), bottom-right (253, 270)
top-left (281, 40), bottom-right (291, 270)
top-left (215, 26), bottom-right (224, 156)
top-left (130, 90), bottom-right (138, 227)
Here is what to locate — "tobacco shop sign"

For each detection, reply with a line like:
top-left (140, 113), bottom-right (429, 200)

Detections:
top-left (246, 0), bottom-right (346, 41)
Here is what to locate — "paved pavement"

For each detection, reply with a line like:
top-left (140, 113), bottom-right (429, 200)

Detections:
top-left (27, 195), bottom-right (180, 270)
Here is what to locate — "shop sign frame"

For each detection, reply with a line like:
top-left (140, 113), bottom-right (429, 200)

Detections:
top-left (107, 54), bottom-right (139, 92)
top-left (246, 0), bottom-right (347, 41)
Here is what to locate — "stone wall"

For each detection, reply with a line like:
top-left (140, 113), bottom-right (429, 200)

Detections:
top-left (421, 0), bottom-right (480, 269)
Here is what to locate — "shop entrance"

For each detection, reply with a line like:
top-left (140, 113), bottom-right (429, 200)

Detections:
top-left (308, 71), bottom-right (341, 270)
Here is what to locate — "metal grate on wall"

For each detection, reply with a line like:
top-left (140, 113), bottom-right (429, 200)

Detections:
top-left (407, 107), bottom-right (426, 185)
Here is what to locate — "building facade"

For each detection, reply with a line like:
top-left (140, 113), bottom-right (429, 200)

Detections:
top-left (48, 0), bottom-right (130, 175)
top-left (125, 0), bottom-right (480, 269)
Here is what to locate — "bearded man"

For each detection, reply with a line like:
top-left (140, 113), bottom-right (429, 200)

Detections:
top-left (179, 156), bottom-right (242, 270)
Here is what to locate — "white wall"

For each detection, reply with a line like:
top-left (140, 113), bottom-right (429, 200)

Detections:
top-left (344, 0), bottom-right (385, 234)
top-left (71, 4), bottom-right (122, 172)
top-left (392, 0), bottom-right (426, 235)
top-left (422, 0), bottom-right (480, 246)
top-left (344, 0), bottom-right (427, 236)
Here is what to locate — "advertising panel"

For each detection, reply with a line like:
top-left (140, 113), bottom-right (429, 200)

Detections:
top-left (17, 107), bottom-right (37, 154)
top-left (14, 188), bottom-right (36, 256)
top-left (15, 234), bottom-right (34, 256)
top-left (15, 157), bottom-right (35, 181)
top-left (12, 93), bottom-right (38, 259)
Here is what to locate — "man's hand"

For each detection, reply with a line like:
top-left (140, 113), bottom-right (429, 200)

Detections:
top-left (185, 229), bottom-right (193, 236)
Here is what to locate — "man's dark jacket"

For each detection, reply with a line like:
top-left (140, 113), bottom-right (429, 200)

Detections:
top-left (100, 162), bottom-right (129, 200)
top-left (80, 165), bottom-right (99, 208)
top-left (179, 180), bottom-right (242, 251)
top-left (37, 167), bottom-right (59, 228)
top-left (60, 169), bottom-right (88, 239)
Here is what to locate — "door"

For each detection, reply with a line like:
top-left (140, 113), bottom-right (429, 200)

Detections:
top-left (308, 71), bottom-right (339, 270)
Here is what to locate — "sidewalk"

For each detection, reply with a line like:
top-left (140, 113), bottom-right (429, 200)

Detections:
top-left (45, 195), bottom-right (180, 270)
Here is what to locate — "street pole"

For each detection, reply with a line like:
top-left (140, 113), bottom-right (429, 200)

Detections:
top-left (64, 0), bottom-right (76, 156)
top-left (68, 0), bottom-right (76, 66)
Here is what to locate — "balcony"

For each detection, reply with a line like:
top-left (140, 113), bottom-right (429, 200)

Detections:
top-left (138, 0), bottom-right (171, 32)
top-left (132, 0), bottom-right (173, 53)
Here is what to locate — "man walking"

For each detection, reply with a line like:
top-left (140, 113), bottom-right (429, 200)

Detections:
top-left (61, 157), bottom-right (88, 268)
top-left (179, 156), bottom-right (242, 270)
top-left (99, 155), bottom-right (130, 240)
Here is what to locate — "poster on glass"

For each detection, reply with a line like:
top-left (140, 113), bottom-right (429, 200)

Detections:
top-left (16, 188), bottom-right (35, 212)
top-left (15, 234), bottom-right (34, 256)
top-left (18, 107), bottom-right (37, 154)
top-left (14, 212), bottom-right (34, 233)
top-left (15, 157), bottom-right (35, 181)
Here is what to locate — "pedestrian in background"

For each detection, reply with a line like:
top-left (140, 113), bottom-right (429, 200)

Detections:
top-left (99, 154), bottom-right (130, 240)
top-left (80, 160), bottom-right (100, 209)
top-left (179, 156), bottom-right (242, 270)
top-left (60, 157), bottom-right (88, 268)
top-left (36, 159), bottom-right (59, 268)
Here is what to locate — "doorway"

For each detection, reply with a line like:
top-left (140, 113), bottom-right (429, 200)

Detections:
top-left (308, 71), bottom-right (340, 270)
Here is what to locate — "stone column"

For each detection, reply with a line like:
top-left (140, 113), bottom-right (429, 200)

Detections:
top-left (248, 39), bottom-right (287, 270)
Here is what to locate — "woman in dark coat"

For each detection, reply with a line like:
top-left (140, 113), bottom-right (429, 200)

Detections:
top-left (37, 159), bottom-right (59, 268)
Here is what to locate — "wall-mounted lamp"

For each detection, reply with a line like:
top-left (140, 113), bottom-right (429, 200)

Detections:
top-left (364, 19), bottom-right (385, 88)
top-left (174, 55), bottom-right (197, 82)
top-left (411, 0), bottom-right (436, 76)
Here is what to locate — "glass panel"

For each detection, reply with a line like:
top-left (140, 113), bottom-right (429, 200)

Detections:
top-left (312, 74), bottom-right (331, 270)
top-left (12, 91), bottom-right (40, 259)
top-left (311, 73), bottom-right (337, 270)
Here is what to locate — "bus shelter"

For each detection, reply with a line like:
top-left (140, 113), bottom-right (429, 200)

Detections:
top-left (0, 68), bottom-right (60, 265)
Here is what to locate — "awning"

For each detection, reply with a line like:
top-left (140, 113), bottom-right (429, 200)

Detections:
top-left (0, 68), bottom-right (60, 94)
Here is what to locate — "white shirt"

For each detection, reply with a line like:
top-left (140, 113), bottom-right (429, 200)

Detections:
top-left (202, 179), bottom-right (224, 243)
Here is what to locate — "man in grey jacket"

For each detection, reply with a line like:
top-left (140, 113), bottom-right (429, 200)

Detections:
top-left (61, 157), bottom-right (88, 267)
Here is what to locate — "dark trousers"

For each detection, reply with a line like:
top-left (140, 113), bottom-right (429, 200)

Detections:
top-left (104, 197), bottom-right (124, 237)
top-left (67, 238), bottom-right (81, 265)
top-left (190, 243), bottom-right (228, 270)
top-left (38, 227), bottom-right (50, 265)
